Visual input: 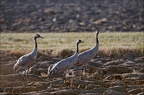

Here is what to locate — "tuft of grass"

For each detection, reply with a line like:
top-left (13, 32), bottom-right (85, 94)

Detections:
top-left (58, 49), bottom-right (74, 58)
top-left (7, 50), bottom-right (30, 58)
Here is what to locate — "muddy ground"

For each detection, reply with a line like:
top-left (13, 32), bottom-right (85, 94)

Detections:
top-left (0, 51), bottom-right (144, 95)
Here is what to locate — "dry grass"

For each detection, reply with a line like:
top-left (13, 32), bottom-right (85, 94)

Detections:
top-left (0, 32), bottom-right (144, 58)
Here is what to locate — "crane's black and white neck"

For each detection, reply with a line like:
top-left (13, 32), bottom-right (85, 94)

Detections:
top-left (34, 34), bottom-right (43, 49)
top-left (31, 34), bottom-right (43, 59)
top-left (96, 30), bottom-right (99, 44)
top-left (76, 39), bottom-right (83, 53)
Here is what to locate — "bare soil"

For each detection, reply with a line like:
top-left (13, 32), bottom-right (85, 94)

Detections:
top-left (0, 50), bottom-right (144, 95)
top-left (1, 0), bottom-right (144, 32)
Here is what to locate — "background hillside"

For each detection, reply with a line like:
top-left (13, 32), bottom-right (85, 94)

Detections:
top-left (0, 0), bottom-right (144, 32)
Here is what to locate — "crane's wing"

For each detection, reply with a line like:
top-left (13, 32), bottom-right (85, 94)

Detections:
top-left (17, 54), bottom-right (35, 66)
top-left (78, 45), bottom-right (99, 64)
top-left (56, 54), bottom-right (78, 72)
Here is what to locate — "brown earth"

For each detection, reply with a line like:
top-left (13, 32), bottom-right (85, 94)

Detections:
top-left (0, 0), bottom-right (144, 32)
top-left (0, 50), bottom-right (144, 95)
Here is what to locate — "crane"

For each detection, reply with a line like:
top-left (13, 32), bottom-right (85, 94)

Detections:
top-left (13, 34), bottom-right (43, 81)
top-left (77, 30), bottom-right (99, 74)
top-left (47, 39), bottom-right (83, 81)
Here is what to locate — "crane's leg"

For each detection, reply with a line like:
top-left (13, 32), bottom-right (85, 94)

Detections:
top-left (82, 63), bottom-right (88, 75)
top-left (27, 65), bottom-right (30, 78)
top-left (25, 66), bottom-right (27, 79)
top-left (82, 66), bottom-right (85, 75)
top-left (83, 66), bottom-right (87, 76)
top-left (15, 66), bottom-right (28, 86)
top-left (57, 71), bottom-right (67, 86)
top-left (18, 73), bottom-right (25, 86)
top-left (18, 72), bottom-right (25, 81)
top-left (15, 67), bottom-right (25, 81)
top-left (81, 64), bottom-right (87, 79)
top-left (24, 66), bottom-right (28, 86)
top-left (80, 66), bottom-right (84, 79)
top-left (63, 70), bottom-right (68, 83)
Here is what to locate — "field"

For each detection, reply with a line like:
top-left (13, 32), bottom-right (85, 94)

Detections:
top-left (0, 32), bottom-right (144, 95)
top-left (1, 32), bottom-right (143, 55)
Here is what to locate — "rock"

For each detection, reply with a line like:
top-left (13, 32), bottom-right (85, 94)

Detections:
top-left (128, 88), bottom-right (143, 94)
top-left (38, 61), bottom-right (53, 68)
top-left (123, 53), bottom-right (136, 60)
top-left (124, 73), bottom-right (144, 80)
top-left (70, 79), bottom-right (87, 88)
top-left (86, 65), bottom-right (98, 74)
top-left (86, 87), bottom-right (107, 94)
top-left (50, 89), bottom-right (79, 95)
top-left (80, 93), bottom-right (99, 95)
top-left (94, 18), bottom-right (108, 25)
top-left (140, 68), bottom-right (144, 73)
top-left (36, 56), bottom-right (46, 61)
top-left (139, 74), bottom-right (144, 80)
top-left (127, 85), bottom-right (141, 90)
top-left (52, 58), bottom-right (61, 63)
top-left (109, 81), bottom-right (125, 87)
top-left (0, 92), bottom-right (8, 95)
top-left (137, 92), bottom-right (144, 95)
top-left (85, 84), bottom-right (97, 90)
top-left (88, 67), bottom-right (106, 80)
top-left (29, 65), bottom-right (38, 74)
top-left (43, 8), bottom-right (55, 14)
top-left (104, 60), bottom-right (119, 66)
top-left (105, 74), bottom-right (123, 80)
top-left (103, 89), bottom-right (124, 95)
top-left (121, 61), bottom-right (136, 67)
top-left (109, 85), bottom-right (126, 92)
top-left (134, 80), bottom-right (144, 85)
top-left (105, 66), bottom-right (133, 74)
top-left (134, 57), bottom-right (144, 63)
top-left (38, 68), bottom-right (48, 75)
top-left (78, 83), bottom-right (86, 89)
top-left (89, 59), bottom-right (103, 67)
top-left (89, 72), bottom-right (103, 80)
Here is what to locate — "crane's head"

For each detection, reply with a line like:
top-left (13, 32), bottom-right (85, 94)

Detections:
top-left (50, 68), bottom-right (58, 75)
top-left (13, 64), bottom-right (18, 72)
top-left (47, 65), bottom-right (58, 77)
top-left (76, 39), bottom-right (84, 45)
top-left (34, 34), bottom-right (43, 39)
top-left (96, 30), bottom-right (99, 35)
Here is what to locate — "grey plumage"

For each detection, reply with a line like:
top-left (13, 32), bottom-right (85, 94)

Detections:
top-left (77, 30), bottom-right (99, 67)
top-left (13, 34), bottom-right (43, 78)
top-left (47, 40), bottom-right (83, 78)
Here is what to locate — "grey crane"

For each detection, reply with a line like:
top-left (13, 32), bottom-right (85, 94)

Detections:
top-left (47, 39), bottom-right (83, 80)
top-left (77, 30), bottom-right (99, 74)
top-left (13, 34), bottom-right (43, 80)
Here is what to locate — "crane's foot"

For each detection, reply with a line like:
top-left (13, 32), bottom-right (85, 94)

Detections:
top-left (82, 66), bottom-right (86, 75)
top-left (63, 77), bottom-right (67, 83)
top-left (22, 81), bottom-right (28, 87)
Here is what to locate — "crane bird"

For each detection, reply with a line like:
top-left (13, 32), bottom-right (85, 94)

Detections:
top-left (77, 30), bottom-right (99, 74)
top-left (13, 34), bottom-right (43, 80)
top-left (47, 39), bottom-right (84, 81)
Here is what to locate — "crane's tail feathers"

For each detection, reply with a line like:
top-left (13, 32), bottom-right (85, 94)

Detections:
top-left (13, 64), bottom-right (18, 72)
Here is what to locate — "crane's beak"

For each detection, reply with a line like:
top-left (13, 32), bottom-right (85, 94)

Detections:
top-left (39, 36), bottom-right (44, 38)
top-left (81, 41), bottom-right (84, 43)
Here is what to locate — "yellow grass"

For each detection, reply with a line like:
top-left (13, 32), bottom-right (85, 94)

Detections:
top-left (0, 32), bottom-right (144, 57)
